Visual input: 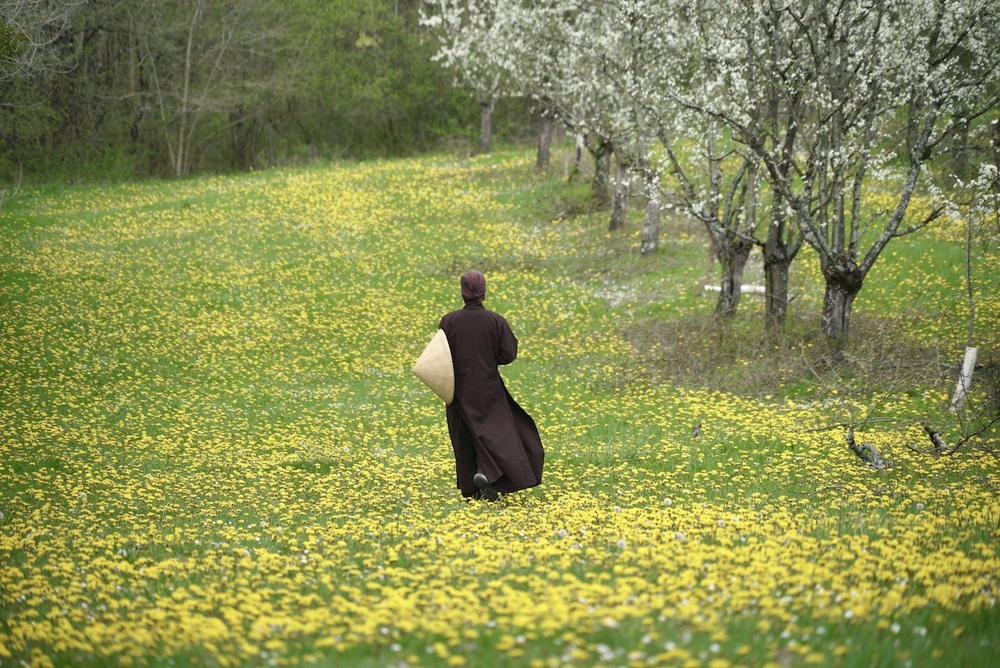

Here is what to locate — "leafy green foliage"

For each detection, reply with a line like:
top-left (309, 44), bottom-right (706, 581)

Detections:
top-left (0, 19), bottom-right (25, 66)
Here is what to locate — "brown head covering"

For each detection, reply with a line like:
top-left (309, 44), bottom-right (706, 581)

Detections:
top-left (461, 271), bottom-right (487, 303)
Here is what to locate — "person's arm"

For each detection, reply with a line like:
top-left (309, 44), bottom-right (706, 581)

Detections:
top-left (498, 318), bottom-right (518, 365)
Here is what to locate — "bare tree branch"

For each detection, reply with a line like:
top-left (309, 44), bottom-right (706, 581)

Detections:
top-left (0, 0), bottom-right (84, 88)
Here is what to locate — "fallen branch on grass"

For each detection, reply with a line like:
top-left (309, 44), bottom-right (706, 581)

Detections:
top-left (922, 423), bottom-right (950, 455)
top-left (908, 419), bottom-right (1000, 458)
top-left (846, 424), bottom-right (893, 470)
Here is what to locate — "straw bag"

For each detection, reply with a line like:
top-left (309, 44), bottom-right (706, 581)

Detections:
top-left (412, 328), bottom-right (455, 404)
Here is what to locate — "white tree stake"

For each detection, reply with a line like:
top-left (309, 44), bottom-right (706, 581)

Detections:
top-left (950, 347), bottom-right (978, 413)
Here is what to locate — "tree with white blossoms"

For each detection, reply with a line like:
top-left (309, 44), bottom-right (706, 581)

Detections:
top-left (531, 0), bottom-right (776, 307)
top-left (559, 1), bottom-right (668, 245)
top-left (423, 0), bottom-right (1000, 345)
top-left (555, 0), bottom-right (662, 241)
top-left (480, 1), bottom-right (645, 230)
top-left (425, 1), bottom-right (668, 238)
top-left (679, 0), bottom-right (1000, 347)
top-left (471, 1), bottom-right (616, 199)
top-left (668, 0), bottom-right (807, 328)
top-left (424, 0), bottom-right (783, 306)
top-left (524, 2), bottom-right (617, 206)
top-left (637, 0), bottom-right (769, 315)
top-left (600, 0), bottom-right (664, 252)
top-left (420, 0), bottom-right (512, 154)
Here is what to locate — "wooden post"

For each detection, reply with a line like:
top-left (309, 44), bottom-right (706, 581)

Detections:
top-left (950, 347), bottom-right (978, 412)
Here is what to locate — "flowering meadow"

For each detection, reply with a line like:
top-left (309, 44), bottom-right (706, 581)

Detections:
top-left (1, 150), bottom-right (998, 667)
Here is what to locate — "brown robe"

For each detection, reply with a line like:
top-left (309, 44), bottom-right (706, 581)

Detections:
top-left (439, 301), bottom-right (544, 498)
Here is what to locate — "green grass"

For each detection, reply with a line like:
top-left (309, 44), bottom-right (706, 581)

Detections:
top-left (1, 147), bottom-right (998, 667)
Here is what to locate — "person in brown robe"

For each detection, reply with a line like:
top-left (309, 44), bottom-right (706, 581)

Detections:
top-left (438, 271), bottom-right (544, 500)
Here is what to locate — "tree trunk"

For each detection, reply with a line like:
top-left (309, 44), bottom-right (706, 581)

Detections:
top-left (704, 235), bottom-right (716, 286)
top-left (713, 158), bottom-right (758, 316)
top-left (568, 133), bottom-right (584, 182)
top-left (588, 138), bottom-right (612, 207)
top-left (640, 158), bottom-right (660, 256)
top-left (536, 110), bottom-right (554, 170)
top-left (821, 262), bottom-right (865, 347)
top-left (478, 92), bottom-right (496, 154)
top-left (176, 0), bottom-right (204, 177)
top-left (763, 196), bottom-right (799, 332)
top-left (714, 233), bottom-right (754, 316)
top-left (128, 13), bottom-right (143, 143)
top-left (764, 254), bottom-right (791, 331)
top-left (609, 156), bottom-right (628, 232)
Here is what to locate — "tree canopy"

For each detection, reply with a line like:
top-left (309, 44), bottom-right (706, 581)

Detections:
top-left (422, 0), bottom-right (1000, 344)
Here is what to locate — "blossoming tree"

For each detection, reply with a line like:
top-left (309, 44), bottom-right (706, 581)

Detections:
top-left (422, 0), bottom-right (1000, 344)
top-left (420, 0), bottom-right (512, 154)
top-left (675, 0), bottom-right (1000, 345)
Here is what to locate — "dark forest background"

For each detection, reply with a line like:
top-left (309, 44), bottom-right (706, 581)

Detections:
top-left (0, 0), bottom-right (534, 183)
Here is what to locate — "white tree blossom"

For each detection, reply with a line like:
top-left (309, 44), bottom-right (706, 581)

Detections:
top-left (421, 0), bottom-right (516, 152)
top-left (422, 0), bottom-right (1000, 342)
top-left (671, 0), bottom-right (1000, 342)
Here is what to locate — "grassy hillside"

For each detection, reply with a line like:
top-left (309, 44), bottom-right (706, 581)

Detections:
top-left (1, 148), bottom-right (998, 667)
